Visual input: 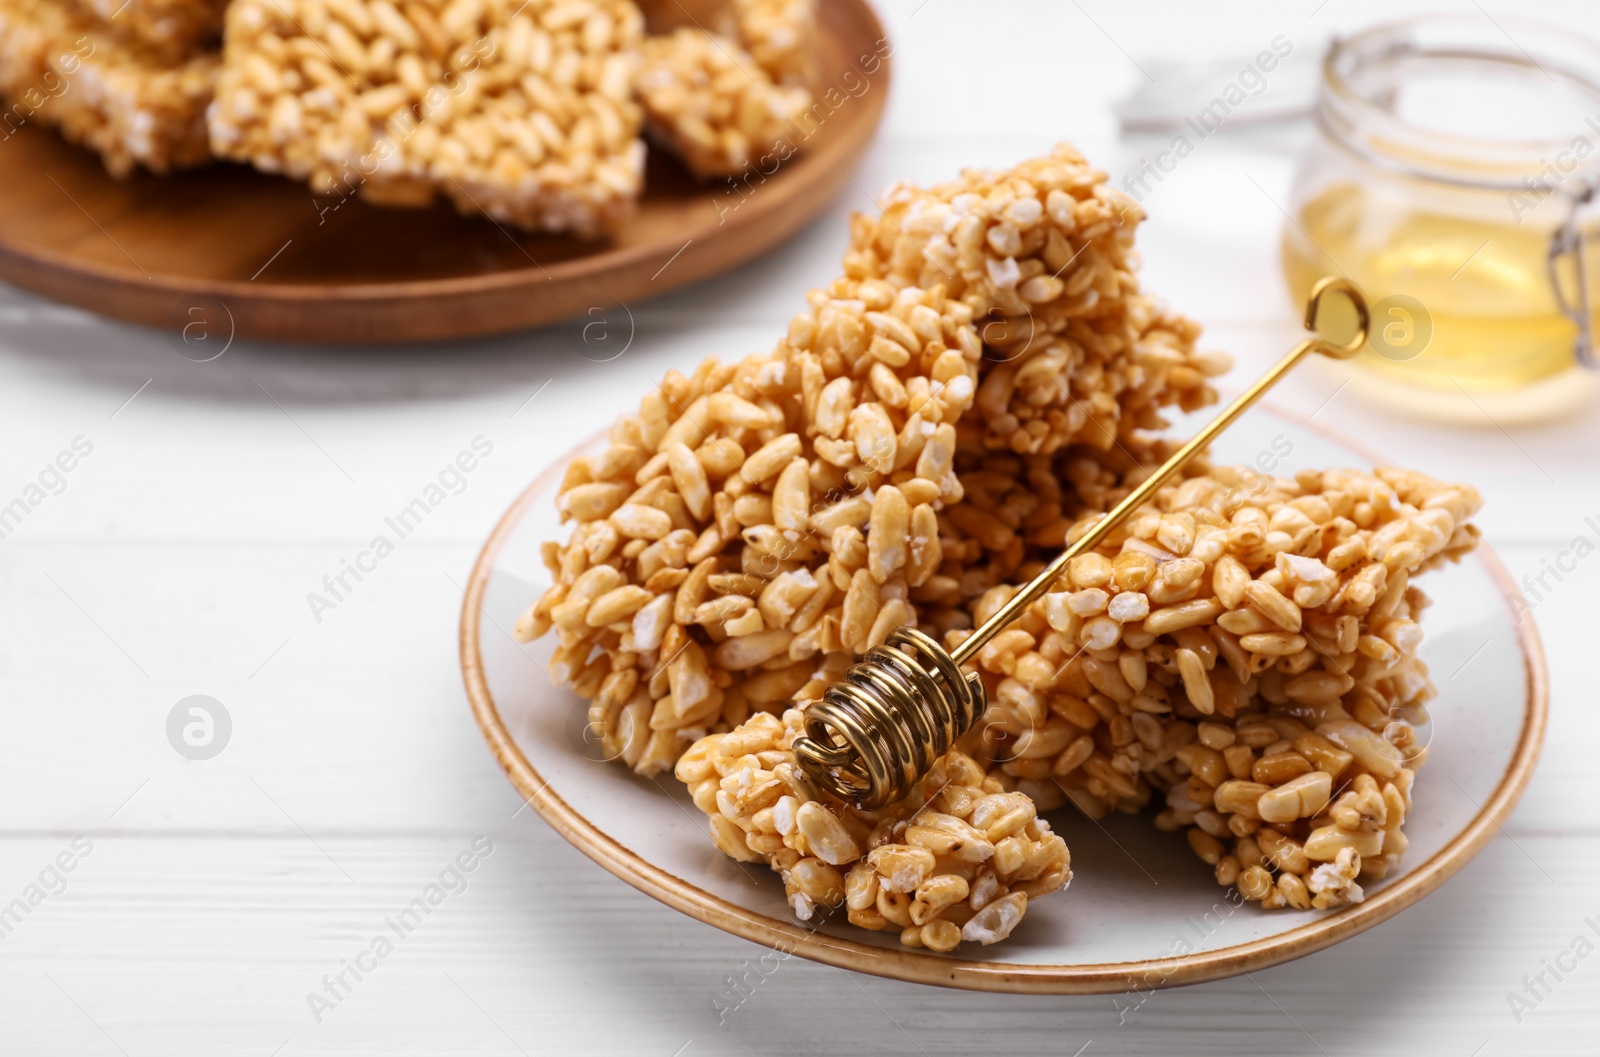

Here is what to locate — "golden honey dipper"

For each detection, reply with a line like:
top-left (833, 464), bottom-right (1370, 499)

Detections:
top-left (793, 277), bottom-right (1372, 809)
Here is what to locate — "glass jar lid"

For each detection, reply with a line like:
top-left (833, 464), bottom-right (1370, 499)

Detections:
top-left (1320, 15), bottom-right (1600, 188)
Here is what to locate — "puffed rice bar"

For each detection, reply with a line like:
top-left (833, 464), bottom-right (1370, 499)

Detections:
top-left (518, 274), bottom-right (988, 777)
top-left (208, 0), bottom-right (646, 236)
top-left (0, 0), bottom-right (216, 176)
top-left (636, 0), bottom-right (815, 87)
top-left (517, 145), bottom-right (1226, 772)
top-left (676, 710), bottom-right (1071, 951)
top-left (844, 143), bottom-right (1228, 457)
top-left (957, 458), bottom-right (1481, 907)
top-left (521, 279), bottom-right (1174, 774)
top-left (637, 26), bottom-right (809, 178)
top-left (79, 0), bottom-right (228, 58)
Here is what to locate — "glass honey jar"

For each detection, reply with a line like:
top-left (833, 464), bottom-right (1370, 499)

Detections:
top-left (1282, 16), bottom-right (1600, 419)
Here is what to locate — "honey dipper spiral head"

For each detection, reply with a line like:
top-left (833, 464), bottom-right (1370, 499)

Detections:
top-left (793, 627), bottom-right (985, 810)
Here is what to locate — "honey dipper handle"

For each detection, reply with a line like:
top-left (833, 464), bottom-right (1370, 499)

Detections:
top-left (950, 277), bottom-right (1369, 667)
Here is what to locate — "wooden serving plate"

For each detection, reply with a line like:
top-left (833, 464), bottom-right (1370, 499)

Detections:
top-left (0, 0), bottom-right (888, 344)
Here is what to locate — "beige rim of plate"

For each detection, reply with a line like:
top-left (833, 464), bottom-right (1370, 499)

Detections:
top-left (459, 416), bottom-right (1549, 994)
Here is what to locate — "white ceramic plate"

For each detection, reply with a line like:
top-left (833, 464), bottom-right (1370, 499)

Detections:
top-left (460, 405), bottom-right (1547, 994)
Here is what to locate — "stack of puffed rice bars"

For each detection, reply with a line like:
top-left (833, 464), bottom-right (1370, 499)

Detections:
top-left (0, 0), bottom-right (821, 235)
top-left (518, 143), bottom-right (1485, 952)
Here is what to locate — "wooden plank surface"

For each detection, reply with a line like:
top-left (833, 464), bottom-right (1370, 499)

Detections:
top-left (3, 1), bottom-right (1598, 1053)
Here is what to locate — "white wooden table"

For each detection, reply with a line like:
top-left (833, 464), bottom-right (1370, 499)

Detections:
top-left (3, 2), bottom-right (1597, 1053)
